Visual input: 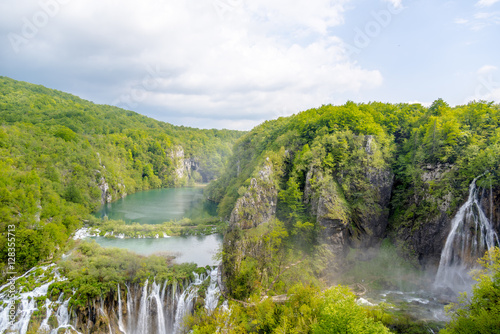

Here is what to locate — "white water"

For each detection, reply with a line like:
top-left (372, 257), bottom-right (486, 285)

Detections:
top-left (0, 265), bottom-right (69, 334)
top-left (117, 284), bottom-right (127, 334)
top-left (137, 279), bottom-right (150, 334)
top-left (204, 268), bottom-right (220, 313)
top-left (435, 176), bottom-right (500, 291)
top-left (1, 265), bottom-right (221, 334)
top-left (173, 272), bottom-right (205, 334)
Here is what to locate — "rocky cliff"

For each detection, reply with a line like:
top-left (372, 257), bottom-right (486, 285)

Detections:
top-left (229, 159), bottom-right (277, 230)
top-left (392, 164), bottom-right (500, 270)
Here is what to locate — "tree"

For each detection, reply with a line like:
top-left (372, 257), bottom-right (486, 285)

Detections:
top-left (313, 285), bottom-right (390, 334)
top-left (441, 247), bottom-right (500, 334)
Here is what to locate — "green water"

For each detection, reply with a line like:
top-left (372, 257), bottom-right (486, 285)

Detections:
top-left (95, 187), bottom-right (217, 224)
top-left (91, 234), bottom-right (223, 266)
top-left (93, 187), bottom-right (222, 266)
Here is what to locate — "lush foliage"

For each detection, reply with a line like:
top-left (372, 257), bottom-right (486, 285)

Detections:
top-left (208, 99), bottom-right (500, 262)
top-left (441, 247), bottom-right (500, 334)
top-left (88, 216), bottom-right (227, 238)
top-left (49, 240), bottom-right (198, 310)
top-left (206, 99), bottom-right (500, 333)
top-left (0, 76), bottom-right (242, 277)
top-left (189, 284), bottom-right (391, 334)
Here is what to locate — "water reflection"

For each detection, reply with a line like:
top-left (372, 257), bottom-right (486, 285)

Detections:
top-left (95, 187), bottom-right (217, 224)
top-left (91, 234), bottom-right (223, 267)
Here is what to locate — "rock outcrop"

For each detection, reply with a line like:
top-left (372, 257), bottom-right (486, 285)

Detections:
top-left (170, 146), bottom-right (208, 185)
top-left (303, 135), bottom-right (394, 258)
top-left (229, 160), bottom-right (277, 230)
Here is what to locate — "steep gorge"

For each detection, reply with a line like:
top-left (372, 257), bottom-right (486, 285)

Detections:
top-left (207, 100), bottom-right (500, 298)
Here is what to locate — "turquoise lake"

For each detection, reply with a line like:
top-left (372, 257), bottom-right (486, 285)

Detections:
top-left (95, 187), bottom-right (217, 224)
top-left (92, 187), bottom-right (222, 266)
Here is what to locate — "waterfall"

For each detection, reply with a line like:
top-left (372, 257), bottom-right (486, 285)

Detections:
top-left (172, 272), bottom-right (208, 334)
top-left (0, 265), bottom-right (64, 334)
top-left (126, 282), bottom-right (134, 332)
top-left (39, 298), bottom-right (53, 331)
top-left (1, 267), bottom-right (222, 334)
top-left (117, 284), bottom-right (127, 334)
top-left (137, 279), bottom-right (150, 334)
top-left (204, 267), bottom-right (220, 313)
top-left (435, 175), bottom-right (500, 291)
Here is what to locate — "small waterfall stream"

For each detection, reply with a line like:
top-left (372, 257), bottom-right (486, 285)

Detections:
top-left (434, 175), bottom-right (499, 291)
top-left (0, 266), bottom-right (221, 334)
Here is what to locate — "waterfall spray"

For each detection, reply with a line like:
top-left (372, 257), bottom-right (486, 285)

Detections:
top-left (435, 175), bottom-right (499, 291)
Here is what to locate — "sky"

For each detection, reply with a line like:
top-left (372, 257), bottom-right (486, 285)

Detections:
top-left (0, 0), bottom-right (499, 130)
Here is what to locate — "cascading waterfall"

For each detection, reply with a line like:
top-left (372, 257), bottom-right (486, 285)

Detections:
top-left (0, 264), bottom-right (72, 334)
top-left (151, 280), bottom-right (167, 334)
top-left (434, 175), bottom-right (500, 291)
top-left (0, 266), bottom-right (221, 334)
top-left (205, 267), bottom-right (220, 313)
top-left (136, 279), bottom-right (150, 334)
top-left (117, 284), bottom-right (127, 334)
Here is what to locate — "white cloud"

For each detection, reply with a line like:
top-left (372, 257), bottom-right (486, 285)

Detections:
top-left (476, 0), bottom-right (500, 7)
top-left (383, 0), bottom-right (403, 9)
top-left (455, 9), bottom-right (500, 30)
top-left (477, 65), bottom-right (498, 75)
top-left (465, 66), bottom-right (500, 103)
top-left (0, 0), bottom-right (387, 129)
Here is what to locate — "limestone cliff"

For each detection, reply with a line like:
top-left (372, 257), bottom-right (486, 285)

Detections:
top-left (392, 164), bottom-right (500, 270)
top-left (229, 159), bottom-right (277, 230)
top-left (170, 146), bottom-right (209, 185)
top-left (303, 135), bottom-right (394, 257)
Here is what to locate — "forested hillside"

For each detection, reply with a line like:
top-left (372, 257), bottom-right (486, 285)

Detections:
top-left (193, 99), bottom-right (500, 332)
top-left (0, 76), bottom-right (243, 275)
top-left (2, 75), bottom-right (500, 333)
top-left (206, 99), bottom-right (500, 297)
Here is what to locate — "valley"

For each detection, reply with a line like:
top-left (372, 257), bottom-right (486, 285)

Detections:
top-left (1, 77), bottom-right (500, 333)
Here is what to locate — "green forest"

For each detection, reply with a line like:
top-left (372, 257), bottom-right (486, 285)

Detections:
top-left (1, 76), bottom-right (500, 333)
top-left (0, 76), bottom-right (242, 274)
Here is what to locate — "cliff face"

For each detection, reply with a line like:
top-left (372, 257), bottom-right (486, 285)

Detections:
top-left (229, 160), bottom-right (277, 230)
top-left (170, 146), bottom-right (212, 185)
top-left (392, 164), bottom-right (500, 270)
top-left (222, 159), bottom-right (280, 294)
top-left (302, 135), bottom-right (394, 258)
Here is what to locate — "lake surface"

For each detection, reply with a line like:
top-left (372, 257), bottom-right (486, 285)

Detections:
top-left (92, 234), bottom-right (223, 267)
top-left (92, 187), bottom-right (222, 266)
top-left (95, 187), bottom-right (217, 224)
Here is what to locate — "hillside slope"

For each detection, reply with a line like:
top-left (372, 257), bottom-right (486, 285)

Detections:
top-left (0, 76), bottom-right (243, 274)
top-left (206, 99), bottom-right (500, 296)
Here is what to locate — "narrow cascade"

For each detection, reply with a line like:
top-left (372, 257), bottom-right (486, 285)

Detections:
top-left (39, 298), bottom-right (53, 331)
top-left (0, 265), bottom-right (63, 334)
top-left (151, 281), bottom-right (167, 334)
top-left (204, 267), bottom-right (221, 313)
top-left (435, 176), bottom-right (500, 291)
top-left (173, 273), bottom-right (205, 334)
top-left (117, 284), bottom-right (127, 334)
top-left (126, 282), bottom-right (134, 332)
top-left (136, 279), bottom-right (150, 334)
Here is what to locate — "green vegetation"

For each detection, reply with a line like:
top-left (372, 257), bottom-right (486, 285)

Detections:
top-left (2, 76), bottom-right (500, 332)
top-left (205, 99), bottom-right (500, 333)
top-left (189, 284), bottom-right (391, 333)
top-left (87, 216), bottom-right (227, 237)
top-left (50, 240), bottom-right (198, 311)
top-left (0, 76), bottom-right (242, 277)
top-left (441, 247), bottom-right (500, 334)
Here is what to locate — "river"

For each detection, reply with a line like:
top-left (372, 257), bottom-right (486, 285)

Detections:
top-left (92, 187), bottom-right (222, 266)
